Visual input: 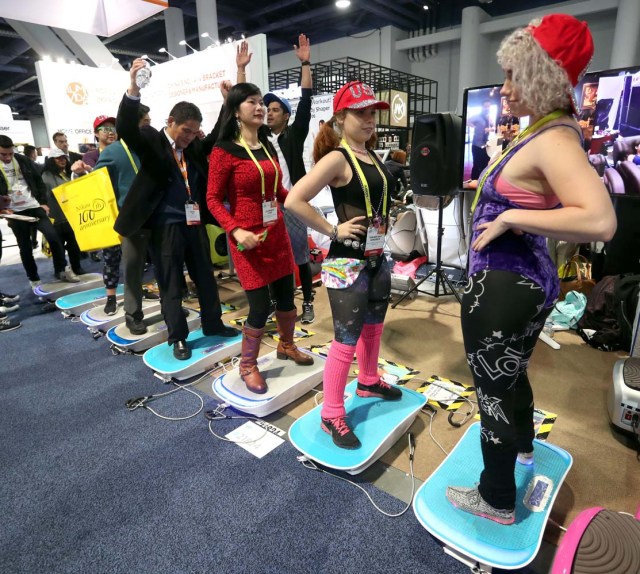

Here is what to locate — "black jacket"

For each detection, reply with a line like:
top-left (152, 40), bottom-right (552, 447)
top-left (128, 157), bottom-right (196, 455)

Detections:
top-left (0, 153), bottom-right (48, 205)
top-left (114, 94), bottom-right (220, 237)
top-left (272, 87), bottom-right (312, 186)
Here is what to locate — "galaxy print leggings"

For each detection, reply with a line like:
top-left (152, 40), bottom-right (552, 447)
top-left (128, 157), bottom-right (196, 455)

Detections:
top-left (327, 257), bottom-right (391, 346)
top-left (461, 269), bottom-right (552, 509)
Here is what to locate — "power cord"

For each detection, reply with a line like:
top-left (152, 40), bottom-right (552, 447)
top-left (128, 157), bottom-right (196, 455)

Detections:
top-left (296, 432), bottom-right (417, 518)
top-left (421, 404), bottom-right (449, 456)
top-left (415, 378), bottom-right (476, 428)
top-left (204, 403), bottom-right (270, 444)
top-left (125, 364), bottom-right (227, 421)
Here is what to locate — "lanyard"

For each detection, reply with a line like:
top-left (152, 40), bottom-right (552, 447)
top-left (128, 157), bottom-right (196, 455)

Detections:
top-left (238, 136), bottom-right (279, 201)
top-left (172, 148), bottom-right (191, 199)
top-left (340, 139), bottom-right (388, 221)
top-left (120, 139), bottom-right (138, 175)
top-left (471, 110), bottom-right (566, 212)
top-left (0, 158), bottom-right (19, 189)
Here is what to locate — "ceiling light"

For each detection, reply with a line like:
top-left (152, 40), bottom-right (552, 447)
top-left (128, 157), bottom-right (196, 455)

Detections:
top-left (335, 0), bottom-right (351, 8)
top-left (179, 39), bottom-right (198, 52)
top-left (423, 4), bottom-right (429, 9)
top-left (142, 54), bottom-right (160, 65)
top-left (201, 32), bottom-right (217, 47)
top-left (159, 47), bottom-right (178, 60)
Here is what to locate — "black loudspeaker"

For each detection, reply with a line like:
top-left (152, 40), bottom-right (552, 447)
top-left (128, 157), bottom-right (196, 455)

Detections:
top-left (410, 113), bottom-right (462, 196)
top-left (602, 194), bottom-right (640, 276)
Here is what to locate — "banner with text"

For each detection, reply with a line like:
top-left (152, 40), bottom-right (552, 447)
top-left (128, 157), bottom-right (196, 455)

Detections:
top-left (36, 34), bottom-right (268, 153)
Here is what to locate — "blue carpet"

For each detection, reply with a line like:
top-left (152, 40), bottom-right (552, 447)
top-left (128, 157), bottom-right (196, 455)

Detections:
top-left (0, 261), bottom-right (536, 574)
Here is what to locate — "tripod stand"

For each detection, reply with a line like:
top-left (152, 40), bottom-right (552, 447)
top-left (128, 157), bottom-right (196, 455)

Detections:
top-left (391, 194), bottom-right (462, 308)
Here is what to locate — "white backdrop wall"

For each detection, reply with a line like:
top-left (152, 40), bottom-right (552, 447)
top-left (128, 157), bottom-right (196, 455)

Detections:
top-left (36, 35), bottom-right (268, 153)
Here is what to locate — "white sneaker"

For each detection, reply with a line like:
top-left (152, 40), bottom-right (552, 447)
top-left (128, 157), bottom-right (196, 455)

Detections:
top-left (56, 266), bottom-right (81, 283)
top-left (0, 302), bottom-right (19, 313)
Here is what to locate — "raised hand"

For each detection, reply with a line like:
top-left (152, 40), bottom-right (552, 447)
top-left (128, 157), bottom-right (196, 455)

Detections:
top-left (294, 34), bottom-right (310, 62)
top-left (236, 40), bottom-right (253, 70)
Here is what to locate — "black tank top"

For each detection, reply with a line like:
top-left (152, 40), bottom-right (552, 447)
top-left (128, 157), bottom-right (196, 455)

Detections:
top-left (328, 148), bottom-right (394, 260)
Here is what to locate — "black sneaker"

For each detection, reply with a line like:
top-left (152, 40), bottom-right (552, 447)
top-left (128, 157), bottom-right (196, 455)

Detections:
top-left (356, 379), bottom-right (402, 400)
top-left (0, 291), bottom-right (20, 303)
top-left (0, 312), bottom-right (21, 332)
top-left (142, 287), bottom-right (160, 300)
top-left (126, 317), bottom-right (147, 335)
top-left (0, 301), bottom-right (19, 313)
top-left (103, 295), bottom-right (117, 315)
top-left (321, 416), bottom-right (361, 449)
top-left (301, 301), bottom-right (315, 324)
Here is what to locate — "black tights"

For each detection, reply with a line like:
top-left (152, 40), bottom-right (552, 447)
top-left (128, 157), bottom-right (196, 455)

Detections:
top-left (245, 273), bottom-right (295, 329)
top-left (461, 269), bottom-right (551, 509)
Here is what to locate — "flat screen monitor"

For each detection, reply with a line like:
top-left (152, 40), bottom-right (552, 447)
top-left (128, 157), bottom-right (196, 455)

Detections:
top-left (460, 84), bottom-right (529, 190)
top-left (574, 65), bottom-right (640, 154)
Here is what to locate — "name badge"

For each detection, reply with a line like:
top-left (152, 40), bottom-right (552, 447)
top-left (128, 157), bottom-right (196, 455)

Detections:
top-left (185, 201), bottom-right (201, 226)
top-left (364, 223), bottom-right (386, 256)
top-left (262, 200), bottom-right (277, 226)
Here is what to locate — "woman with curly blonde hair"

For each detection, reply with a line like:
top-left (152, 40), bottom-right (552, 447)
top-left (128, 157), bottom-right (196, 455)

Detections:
top-left (446, 14), bottom-right (616, 524)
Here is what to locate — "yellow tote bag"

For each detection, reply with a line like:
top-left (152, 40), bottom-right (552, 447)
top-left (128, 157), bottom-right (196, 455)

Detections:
top-left (52, 167), bottom-right (121, 251)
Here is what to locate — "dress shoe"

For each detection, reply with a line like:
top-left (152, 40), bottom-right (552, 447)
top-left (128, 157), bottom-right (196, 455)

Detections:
top-left (173, 340), bottom-right (191, 360)
top-left (204, 323), bottom-right (238, 338)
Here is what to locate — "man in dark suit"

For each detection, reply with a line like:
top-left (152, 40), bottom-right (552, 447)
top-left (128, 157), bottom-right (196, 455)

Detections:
top-left (51, 132), bottom-right (83, 164)
top-left (115, 58), bottom-right (236, 360)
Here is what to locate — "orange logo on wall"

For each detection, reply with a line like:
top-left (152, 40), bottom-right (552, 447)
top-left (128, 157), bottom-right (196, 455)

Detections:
top-left (66, 82), bottom-right (89, 105)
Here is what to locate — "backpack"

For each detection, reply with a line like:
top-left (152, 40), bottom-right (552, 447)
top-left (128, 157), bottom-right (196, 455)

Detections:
top-left (577, 274), bottom-right (640, 352)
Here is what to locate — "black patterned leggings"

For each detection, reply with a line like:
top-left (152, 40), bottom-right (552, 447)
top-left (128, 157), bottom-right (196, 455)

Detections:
top-left (461, 269), bottom-right (551, 509)
top-left (102, 246), bottom-right (122, 290)
top-left (327, 258), bottom-right (391, 346)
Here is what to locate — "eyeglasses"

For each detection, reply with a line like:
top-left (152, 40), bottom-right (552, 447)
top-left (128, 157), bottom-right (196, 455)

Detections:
top-left (97, 126), bottom-right (116, 133)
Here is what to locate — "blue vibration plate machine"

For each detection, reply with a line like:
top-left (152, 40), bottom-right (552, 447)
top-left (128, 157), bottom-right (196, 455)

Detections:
top-left (34, 272), bottom-right (103, 300)
top-left (143, 327), bottom-right (242, 381)
top-left (412, 422), bottom-right (572, 572)
top-left (212, 350), bottom-right (325, 418)
top-left (289, 380), bottom-right (427, 475)
top-left (56, 284), bottom-right (124, 316)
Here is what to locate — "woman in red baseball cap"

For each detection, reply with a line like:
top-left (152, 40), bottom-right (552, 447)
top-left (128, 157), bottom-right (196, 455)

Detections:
top-left (446, 15), bottom-right (616, 525)
top-left (285, 81), bottom-right (401, 449)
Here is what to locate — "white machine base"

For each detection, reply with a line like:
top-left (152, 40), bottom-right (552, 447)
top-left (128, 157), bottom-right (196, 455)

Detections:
top-left (34, 273), bottom-right (103, 300)
top-left (80, 299), bottom-right (162, 335)
top-left (106, 308), bottom-right (200, 353)
top-left (212, 350), bottom-right (324, 418)
top-left (609, 357), bottom-right (640, 431)
top-left (143, 328), bottom-right (242, 381)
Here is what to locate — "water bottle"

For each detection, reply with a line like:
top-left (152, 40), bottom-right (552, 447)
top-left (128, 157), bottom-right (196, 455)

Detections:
top-left (543, 319), bottom-right (555, 339)
top-left (135, 65), bottom-right (151, 89)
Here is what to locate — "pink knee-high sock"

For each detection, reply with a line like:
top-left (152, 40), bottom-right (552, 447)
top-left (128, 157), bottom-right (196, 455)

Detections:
top-left (321, 340), bottom-right (356, 420)
top-left (356, 322), bottom-right (384, 386)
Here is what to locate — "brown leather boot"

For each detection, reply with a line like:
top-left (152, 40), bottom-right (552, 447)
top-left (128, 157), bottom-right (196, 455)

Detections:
top-left (275, 309), bottom-right (314, 365)
top-left (239, 324), bottom-right (267, 394)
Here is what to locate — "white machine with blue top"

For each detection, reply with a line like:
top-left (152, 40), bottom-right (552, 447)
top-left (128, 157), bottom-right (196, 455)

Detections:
top-left (412, 422), bottom-right (572, 572)
top-left (288, 379), bottom-right (427, 475)
top-left (106, 307), bottom-right (200, 354)
top-left (56, 284), bottom-right (124, 317)
top-left (143, 327), bottom-right (242, 380)
top-left (212, 349), bottom-right (325, 418)
top-left (34, 272), bottom-right (103, 300)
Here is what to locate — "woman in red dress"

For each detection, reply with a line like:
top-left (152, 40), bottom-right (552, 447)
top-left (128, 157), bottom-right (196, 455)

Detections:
top-left (207, 83), bottom-right (313, 394)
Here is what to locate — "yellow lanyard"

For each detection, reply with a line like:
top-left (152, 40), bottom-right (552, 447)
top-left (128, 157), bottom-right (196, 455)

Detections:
top-left (121, 139), bottom-right (138, 175)
top-left (172, 148), bottom-right (191, 200)
top-left (239, 136), bottom-right (279, 201)
top-left (340, 139), bottom-right (388, 222)
top-left (0, 158), bottom-right (19, 189)
top-left (471, 110), bottom-right (566, 212)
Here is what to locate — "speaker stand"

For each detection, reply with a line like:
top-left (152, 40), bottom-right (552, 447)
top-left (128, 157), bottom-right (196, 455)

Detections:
top-left (391, 195), bottom-right (462, 308)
